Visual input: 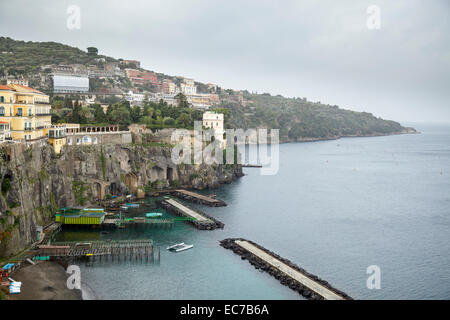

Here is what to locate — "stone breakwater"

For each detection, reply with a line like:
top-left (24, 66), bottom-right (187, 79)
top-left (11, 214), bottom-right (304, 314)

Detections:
top-left (220, 238), bottom-right (352, 300)
top-left (159, 199), bottom-right (224, 230)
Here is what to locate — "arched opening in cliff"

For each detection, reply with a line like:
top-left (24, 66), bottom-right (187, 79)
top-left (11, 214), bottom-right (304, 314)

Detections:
top-left (150, 166), bottom-right (164, 181)
top-left (166, 167), bottom-right (174, 182)
top-left (125, 173), bottom-right (138, 194)
top-left (109, 182), bottom-right (117, 195)
top-left (93, 182), bottom-right (103, 200)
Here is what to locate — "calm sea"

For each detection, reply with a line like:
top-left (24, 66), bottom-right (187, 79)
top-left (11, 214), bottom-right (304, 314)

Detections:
top-left (58, 123), bottom-right (450, 300)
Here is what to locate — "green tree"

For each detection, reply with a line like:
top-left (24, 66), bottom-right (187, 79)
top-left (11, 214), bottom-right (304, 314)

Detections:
top-left (71, 100), bottom-right (81, 123)
top-left (176, 113), bottom-right (191, 128)
top-left (175, 93), bottom-right (189, 108)
top-left (93, 104), bottom-right (106, 123)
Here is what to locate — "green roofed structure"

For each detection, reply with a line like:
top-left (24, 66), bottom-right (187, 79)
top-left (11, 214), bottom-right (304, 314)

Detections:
top-left (55, 207), bottom-right (106, 225)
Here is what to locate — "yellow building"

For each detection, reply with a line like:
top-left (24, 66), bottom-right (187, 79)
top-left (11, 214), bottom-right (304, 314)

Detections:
top-left (0, 85), bottom-right (15, 142)
top-left (47, 125), bottom-right (67, 154)
top-left (0, 84), bottom-right (51, 141)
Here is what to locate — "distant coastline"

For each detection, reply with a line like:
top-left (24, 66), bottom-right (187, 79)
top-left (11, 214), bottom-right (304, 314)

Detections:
top-left (279, 127), bottom-right (418, 144)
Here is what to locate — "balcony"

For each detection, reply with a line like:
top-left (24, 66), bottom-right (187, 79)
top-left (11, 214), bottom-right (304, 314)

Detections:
top-left (36, 113), bottom-right (51, 116)
top-left (24, 127), bottom-right (33, 131)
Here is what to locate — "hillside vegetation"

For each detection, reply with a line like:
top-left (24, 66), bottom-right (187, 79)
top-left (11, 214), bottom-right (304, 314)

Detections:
top-left (213, 93), bottom-right (413, 142)
top-left (0, 37), bottom-right (115, 75)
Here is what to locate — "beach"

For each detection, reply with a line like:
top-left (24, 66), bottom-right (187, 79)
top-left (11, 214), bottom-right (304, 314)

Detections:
top-left (8, 262), bottom-right (82, 300)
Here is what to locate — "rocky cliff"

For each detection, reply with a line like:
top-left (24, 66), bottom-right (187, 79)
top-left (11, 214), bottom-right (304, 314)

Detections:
top-left (0, 142), bottom-right (243, 257)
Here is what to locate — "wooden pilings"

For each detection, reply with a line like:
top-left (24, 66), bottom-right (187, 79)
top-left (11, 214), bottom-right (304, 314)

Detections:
top-left (37, 240), bottom-right (161, 265)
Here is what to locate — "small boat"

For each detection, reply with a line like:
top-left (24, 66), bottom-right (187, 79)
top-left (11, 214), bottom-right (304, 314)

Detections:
top-left (125, 203), bottom-right (139, 208)
top-left (146, 212), bottom-right (163, 219)
top-left (166, 242), bottom-right (194, 252)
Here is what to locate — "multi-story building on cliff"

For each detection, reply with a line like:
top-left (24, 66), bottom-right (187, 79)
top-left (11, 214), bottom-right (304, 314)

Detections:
top-left (0, 84), bottom-right (51, 141)
top-left (125, 69), bottom-right (159, 88)
top-left (181, 78), bottom-right (197, 95)
top-left (47, 125), bottom-right (67, 154)
top-left (162, 79), bottom-right (179, 94)
top-left (203, 111), bottom-right (225, 148)
top-left (0, 85), bottom-right (15, 143)
top-left (0, 121), bottom-right (11, 142)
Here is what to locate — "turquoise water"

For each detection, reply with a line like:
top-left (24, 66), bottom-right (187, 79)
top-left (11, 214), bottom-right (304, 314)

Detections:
top-left (62, 124), bottom-right (450, 299)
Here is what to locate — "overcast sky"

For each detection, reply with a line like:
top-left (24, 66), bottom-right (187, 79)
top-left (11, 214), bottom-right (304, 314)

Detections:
top-left (1, 0), bottom-right (449, 124)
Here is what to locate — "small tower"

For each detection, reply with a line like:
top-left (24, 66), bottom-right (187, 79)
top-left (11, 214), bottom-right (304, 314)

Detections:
top-left (202, 111), bottom-right (225, 148)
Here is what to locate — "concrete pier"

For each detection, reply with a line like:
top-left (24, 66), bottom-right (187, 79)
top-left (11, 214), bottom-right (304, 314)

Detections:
top-left (160, 198), bottom-right (224, 230)
top-left (220, 238), bottom-right (351, 300)
top-left (171, 189), bottom-right (227, 207)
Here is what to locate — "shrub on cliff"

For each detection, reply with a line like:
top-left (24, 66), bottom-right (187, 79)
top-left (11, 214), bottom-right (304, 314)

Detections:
top-left (1, 177), bottom-right (11, 195)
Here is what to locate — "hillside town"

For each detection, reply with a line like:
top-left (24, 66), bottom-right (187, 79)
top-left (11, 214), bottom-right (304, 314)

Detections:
top-left (0, 80), bottom-right (226, 153)
top-left (0, 46), bottom-right (238, 153)
top-left (0, 46), bottom-right (247, 110)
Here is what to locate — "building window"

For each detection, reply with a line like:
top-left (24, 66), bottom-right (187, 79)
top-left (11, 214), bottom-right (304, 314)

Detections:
top-left (0, 96), bottom-right (4, 103)
top-left (17, 108), bottom-right (23, 116)
top-left (76, 138), bottom-right (81, 145)
top-left (68, 137), bottom-right (72, 145)
top-left (93, 137), bottom-right (98, 144)
top-left (0, 106), bottom-right (4, 115)
top-left (28, 108), bottom-right (32, 116)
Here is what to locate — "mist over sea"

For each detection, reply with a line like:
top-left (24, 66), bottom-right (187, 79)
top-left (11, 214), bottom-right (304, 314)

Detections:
top-left (60, 123), bottom-right (450, 300)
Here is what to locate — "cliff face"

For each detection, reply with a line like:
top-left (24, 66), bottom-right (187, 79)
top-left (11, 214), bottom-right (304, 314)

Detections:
top-left (0, 142), bottom-right (242, 257)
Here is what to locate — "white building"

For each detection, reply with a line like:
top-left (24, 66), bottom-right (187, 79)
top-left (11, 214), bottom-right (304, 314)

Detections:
top-left (125, 90), bottom-right (145, 106)
top-left (181, 78), bottom-right (197, 95)
top-left (53, 75), bottom-right (89, 93)
top-left (203, 111), bottom-right (225, 148)
top-left (7, 78), bottom-right (29, 86)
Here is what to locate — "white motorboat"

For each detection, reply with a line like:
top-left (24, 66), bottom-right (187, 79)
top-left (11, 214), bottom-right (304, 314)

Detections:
top-left (166, 242), bottom-right (194, 252)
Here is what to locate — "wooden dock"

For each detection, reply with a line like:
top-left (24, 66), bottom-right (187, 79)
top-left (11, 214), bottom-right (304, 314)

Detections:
top-left (160, 198), bottom-right (224, 230)
top-left (35, 240), bottom-right (160, 264)
top-left (170, 189), bottom-right (227, 207)
top-left (220, 238), bottom-right (352, 300)
top-left (102, 218), bottom-right (174, 229)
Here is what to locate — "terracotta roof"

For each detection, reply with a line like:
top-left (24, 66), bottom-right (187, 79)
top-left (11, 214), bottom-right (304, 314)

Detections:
top-left (0, 85), bottom-right (15, 91)
top-left (12, 84), bottom-right (45, 95)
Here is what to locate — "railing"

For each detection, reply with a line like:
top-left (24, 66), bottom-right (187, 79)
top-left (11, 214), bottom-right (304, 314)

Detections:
top-left (24, 127), bottom-right (33, 131)
top-left (36, 113), bottom-right (51, 116)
